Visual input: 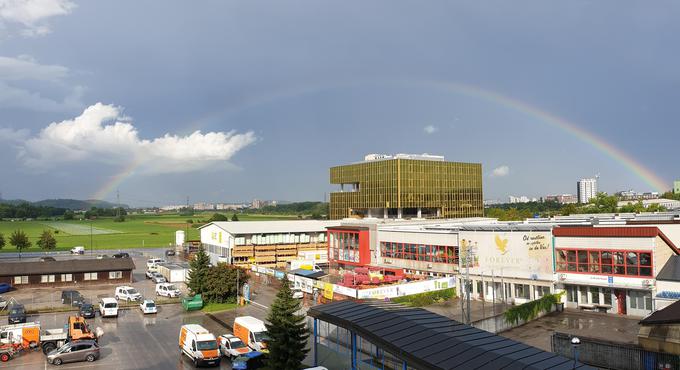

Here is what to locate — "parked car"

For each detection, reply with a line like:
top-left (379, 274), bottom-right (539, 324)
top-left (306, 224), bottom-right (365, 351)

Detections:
top-left (95, 254), bottom-right (108, 259)
top-left (99, 297), bottom-right (118, 318)
top-left (114, 286), bottom-right (142, 302)
top-left (7, 303), bottom-right (26, 324)
top-left (46, 340), bottom-right (100, 365)
top-left (79, 303), bottom-right (96, 319)
top-left (150, 272), bottom-right (166, 284)
top-left (112, 252), bottom-right (130, 259)
top-left (232, 351), bottom-right (265, 370)
top-left (292, 288), bottom-right (304, 299)
top-left (139, 299), bottom-right (157, 314)
top-left (70, 246), bottom-right (85, 255)
top-left (218, 334), bottom-right (252, 359)
top-left (40, 256), bottom-right (56, 262)
top-left (145, 270), bottom-right (156, 279)
top-left (165, 249), bottom-right (176, 256)
top-left (156, 283), bottom-right (181, 298)
top-left (146, 258), bottom-right (165, 269)
top-left (0, 296), bottom-right (7, 310)
top-left (61, 290), bottom-right (85, 306)
top-left (0, 283), bottom-right (11, 294)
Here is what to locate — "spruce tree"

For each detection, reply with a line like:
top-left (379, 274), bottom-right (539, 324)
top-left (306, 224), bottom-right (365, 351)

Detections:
top-left (187, 246), bottom-right (211, 295)
top-left (37, 230), bottom-right (57, 250)
top-left (264, 276), bottom-right (309, 370)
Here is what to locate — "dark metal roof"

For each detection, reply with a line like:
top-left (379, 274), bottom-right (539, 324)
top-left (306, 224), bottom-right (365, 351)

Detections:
top-left (640, 299), bottom-right (680, 325)
top-left (0, 258), bottom-right (136, 276)
top-left (308, 300), bottom-right (594, 370)
top-left (657, 256), bottom-right (680, 282)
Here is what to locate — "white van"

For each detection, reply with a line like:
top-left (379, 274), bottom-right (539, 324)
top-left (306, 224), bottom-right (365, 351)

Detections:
top-left (146, 258), bottom-right (165, 269)
top-left (115, 286), bottom-right (142, 302)
top-left (70, 246), bottom-right (85, 255)
top-left (99, 297), bottom-right (118, 317)
top-left (179, 324), bottom-right (220, 367)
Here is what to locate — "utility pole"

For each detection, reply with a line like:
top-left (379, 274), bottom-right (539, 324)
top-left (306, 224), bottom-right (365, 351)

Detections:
top-left (236, 269), bottom-right (240, 306)
top-left (90, 219), bottom-right (93, 256)
top-left (492, 270), bottom-right (497, 333)
top-left (116, 189), bottom-right (121, 219)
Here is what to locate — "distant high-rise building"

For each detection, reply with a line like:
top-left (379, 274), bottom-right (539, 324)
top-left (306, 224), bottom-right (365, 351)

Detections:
top-left (675, 180), bottom-right (680, 194)
top-left (577, 178), bottom-right (598, 204)
top-left (251, 199), bottom-right (263, 209)
top-left (545, 194), bottom-right (578, 204)
top-left (329, 153), bottom-right (483, 219)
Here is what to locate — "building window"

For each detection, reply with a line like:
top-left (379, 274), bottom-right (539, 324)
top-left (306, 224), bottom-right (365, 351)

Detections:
top-left (330, 231), bottom-right (360, 263)
top-left (590, 287), bottom-right (600, 304)
top-left (83, 272), bottom-right (98, 281)
top-left (109, 271), bottom-right (122, 279)
top-left (61, 274), bottom-right (73, 282)
top-left (14, 276), bottom-right (28, 285)
top-left (514, 284), bottom-right (530, 299)
top-left (536, 286), bottom-right (551, 298)
top-left (629, 290), bottom-right (652, 311)
top-left (566, 285), bottom-right (577, 303)
top-left (556, 248), bottom-right (652, 277)
top-left (41, 275), bottom-right (55, 283)
top-left (380, 242), bottom-right (458, 265)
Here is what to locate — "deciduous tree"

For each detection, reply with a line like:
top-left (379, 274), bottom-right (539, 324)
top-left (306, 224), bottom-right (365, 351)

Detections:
top-left (10, 230), bottom-right (31, 253)
top-left (37, 230), bottom-right (57, 250)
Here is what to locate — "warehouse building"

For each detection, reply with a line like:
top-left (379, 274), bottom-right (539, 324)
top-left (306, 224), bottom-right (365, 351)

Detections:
top-left (200, 220), bottom-right (340, 266)
top-left (329, 153), bottom-right (483, 220)
top-left (0, 258), bottom-right (135, 288)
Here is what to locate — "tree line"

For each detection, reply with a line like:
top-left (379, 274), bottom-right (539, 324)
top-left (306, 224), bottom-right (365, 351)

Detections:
top-left (0, 229), bottom-right (57, 252)
top-left (0, 202), bottom-right (68, 219)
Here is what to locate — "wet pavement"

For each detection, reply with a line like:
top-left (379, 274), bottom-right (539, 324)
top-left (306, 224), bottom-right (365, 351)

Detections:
top-left (424, 297), bottom-right (508, 323)
top-left (500, 309), bottom-right (641, 351)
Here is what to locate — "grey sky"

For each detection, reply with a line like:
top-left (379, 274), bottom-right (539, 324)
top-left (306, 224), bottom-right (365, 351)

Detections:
top-left (0, 1), bottom-right (678, 206)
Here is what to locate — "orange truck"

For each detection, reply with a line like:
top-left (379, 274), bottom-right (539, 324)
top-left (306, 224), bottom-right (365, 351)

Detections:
top-left (179, 324), bottom-right (221, 367)
top-left (233, 316), bottom-right (269, 352)
top-left (0, 316), bottom-right (98, 355)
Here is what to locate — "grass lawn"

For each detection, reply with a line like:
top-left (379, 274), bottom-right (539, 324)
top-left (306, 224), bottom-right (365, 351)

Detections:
top-left (0, 212), bottom-right (300, 253)
top-left (202, 302), bottom-right (238, 313)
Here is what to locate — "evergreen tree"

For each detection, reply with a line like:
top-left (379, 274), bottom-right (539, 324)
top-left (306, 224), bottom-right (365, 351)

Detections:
top-left (187, 247), bottom-right (211, 295)
top-left (231, 213), bottom-right (239, 221)
top-left (264, 276), bottom-right (309, 370)
top-left (37, 230), bottom-right (57, 250)
top-left (0, 232), bottom-right (5, 249)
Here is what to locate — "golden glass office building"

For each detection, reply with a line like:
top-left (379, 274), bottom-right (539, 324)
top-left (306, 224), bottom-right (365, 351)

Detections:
top-left (329, 154), bottom-right (483, 220)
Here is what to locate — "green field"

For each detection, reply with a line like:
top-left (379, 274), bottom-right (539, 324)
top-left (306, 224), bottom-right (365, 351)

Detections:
top-left (0, 213), bottom-right (298, 252)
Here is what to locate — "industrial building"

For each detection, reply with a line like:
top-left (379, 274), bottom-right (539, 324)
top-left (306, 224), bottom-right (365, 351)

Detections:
top-left (329, 153), bottom-right (483, 220)
top-left (199, 220), bottom-right (339, 266)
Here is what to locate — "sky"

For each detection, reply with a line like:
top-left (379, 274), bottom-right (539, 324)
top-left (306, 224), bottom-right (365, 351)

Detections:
top-left (0, 0), bottom-right (679, 206)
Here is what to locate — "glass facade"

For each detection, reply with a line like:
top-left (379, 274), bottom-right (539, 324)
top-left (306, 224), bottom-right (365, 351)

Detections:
top-left (329, 158), bottom-right (483, 219)
top-left (556, 248), bottom-right (653, 277)
top-left (380, 242), bottom-right (458, 264)
top-left (329, 231), bottom-right (361, 263)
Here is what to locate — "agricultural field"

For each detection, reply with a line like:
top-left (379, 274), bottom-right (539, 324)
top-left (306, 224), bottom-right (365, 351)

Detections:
top-left (0, 212), bottom-right (299, 252)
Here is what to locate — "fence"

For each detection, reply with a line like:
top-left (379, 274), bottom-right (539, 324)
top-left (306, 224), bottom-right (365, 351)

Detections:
top-left (551, 332), bottom-right (680, 370)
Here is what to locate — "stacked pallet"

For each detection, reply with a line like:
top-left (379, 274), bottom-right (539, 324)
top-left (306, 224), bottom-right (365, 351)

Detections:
top-left (254, 245), bottom-right (277, 267)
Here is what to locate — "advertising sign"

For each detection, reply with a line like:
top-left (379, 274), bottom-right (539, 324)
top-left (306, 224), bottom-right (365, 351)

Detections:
top-left (459, 230), bottom-right (553, 280)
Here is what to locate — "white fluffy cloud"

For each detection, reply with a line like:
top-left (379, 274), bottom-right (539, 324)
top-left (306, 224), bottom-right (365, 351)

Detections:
top-left (423, 125), bottom-right (438, 134)
top-left (491, 165), bottom-right (510, 177)
top-left (0, 0), bottom-right (75, 37)
top-left (15, 102), bottom-right (257, 173)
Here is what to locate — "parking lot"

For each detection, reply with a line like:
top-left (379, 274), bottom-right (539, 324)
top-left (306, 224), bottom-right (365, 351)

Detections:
top-left (1, 249), bottom-right (286, 369)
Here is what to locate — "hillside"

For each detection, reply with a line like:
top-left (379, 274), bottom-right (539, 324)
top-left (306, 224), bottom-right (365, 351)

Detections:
top-left (0, 198), bottom-right (126, 210)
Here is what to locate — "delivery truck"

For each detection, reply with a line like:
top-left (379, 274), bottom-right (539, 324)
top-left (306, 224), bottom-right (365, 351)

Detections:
top-left (179, 324), bottom-right (220, 367)
top-left (233, 316), bottom-right (269, 352)
top-left (0, 316), bottom-right (99, 354)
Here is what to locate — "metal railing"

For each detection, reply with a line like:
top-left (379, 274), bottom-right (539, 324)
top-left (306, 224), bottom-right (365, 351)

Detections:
top-left (551, 332), bottom-right (680, 370)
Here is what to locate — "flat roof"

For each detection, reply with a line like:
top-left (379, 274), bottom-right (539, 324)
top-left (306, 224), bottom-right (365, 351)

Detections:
top-left (199, 220), bottom-right (341, 235)
top-left (0, 258), bottom-right (135, 276)
top-left (308, 300), bottom-right (593, 370)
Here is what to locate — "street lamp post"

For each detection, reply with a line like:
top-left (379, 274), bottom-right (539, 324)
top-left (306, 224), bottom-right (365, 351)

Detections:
top-left (90, 219), bottom-right (93, 256)
top-left (571, 337), bottom-right (581, 369)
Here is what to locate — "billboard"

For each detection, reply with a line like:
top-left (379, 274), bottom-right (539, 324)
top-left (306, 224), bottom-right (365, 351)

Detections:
top-left (459, 230), bottom-right (553, 280)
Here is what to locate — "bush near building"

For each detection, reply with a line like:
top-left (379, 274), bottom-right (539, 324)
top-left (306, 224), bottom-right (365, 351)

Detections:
top-left (503, 293), bottom-right (564, 325)
top-left (392, 288), bottom-right (456, 307)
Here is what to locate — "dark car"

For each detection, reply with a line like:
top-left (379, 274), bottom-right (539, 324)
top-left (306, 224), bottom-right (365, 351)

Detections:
top-left (8, 303), bottom-right (26, 324)
top-left (165, 249), bottom-right (176, 256)
top-left (79, 303), bottom-right (96, 318)
top-left (0, 283), bottom-right (10, 294)
top-left (112, 252), bottom-right (130, 259)
top-left (39, 256), bottom-right (56, 262)
top-left (61, 290), bottom-right (85, 306)
top-left (47, 340), bottom-right (100, 365)
top-left (232, 351), bottom-right (266, 370)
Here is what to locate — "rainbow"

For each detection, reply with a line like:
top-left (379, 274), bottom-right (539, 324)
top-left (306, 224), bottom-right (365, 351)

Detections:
top-left (90, 80), bottom-right (668, 200)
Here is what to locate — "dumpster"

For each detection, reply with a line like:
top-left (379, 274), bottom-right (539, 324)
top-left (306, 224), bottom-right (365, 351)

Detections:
top-left (182, 294), bottom-right (204, 311)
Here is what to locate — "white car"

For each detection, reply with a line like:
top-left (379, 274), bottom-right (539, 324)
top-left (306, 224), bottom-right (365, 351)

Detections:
top-left (292, 288), bottom-right (304, 299)
top-left (0, 295), bottom-right (7, 310)
top-left (99, 297), bottom-right (119, 317)
top-left (146, 258), bottom-right (165, 269)
top-left (218, 334), bottom-right (251, 359)
top-left (115, 286), bottom-right (142, 302)
top-left (156, 283), bottom-right (181, 298)
top-left (145, 270), bottom-right (156, 279)
top-left (139, 299), bottom-right (157, 314)
top-left (70, 246), bottom-right (85, 254)
top-left (150, 273), bottom-right (166, 284)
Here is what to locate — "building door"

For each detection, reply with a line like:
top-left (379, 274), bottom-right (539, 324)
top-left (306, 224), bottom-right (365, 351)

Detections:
top-left (615, 289), bottom-right (627, 315)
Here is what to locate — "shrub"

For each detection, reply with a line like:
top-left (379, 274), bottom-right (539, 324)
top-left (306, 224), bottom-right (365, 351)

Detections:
top-left (504, 292), bottom-right (565, 325)
top-left (392, 288), bottom-right (456, 307)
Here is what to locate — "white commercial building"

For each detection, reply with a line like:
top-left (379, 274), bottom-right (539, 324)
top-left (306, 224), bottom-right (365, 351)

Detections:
top-left (577, 178), bottom-right (598, 203)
